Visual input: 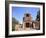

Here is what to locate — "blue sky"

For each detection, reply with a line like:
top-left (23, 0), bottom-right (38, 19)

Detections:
top-left (12, 7), bottom-right (40, 24)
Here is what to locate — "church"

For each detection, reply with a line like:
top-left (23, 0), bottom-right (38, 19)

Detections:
top-left (15, 13), bottom-right (40, 31)
top-left (23, 13), bottom-right (40, 30)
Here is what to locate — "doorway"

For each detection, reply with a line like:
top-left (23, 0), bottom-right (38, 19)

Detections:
top-left (25, 23), bottom-right (30, 28)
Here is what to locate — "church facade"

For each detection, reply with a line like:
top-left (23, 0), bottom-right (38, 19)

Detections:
top-left (23, 13), bottom-right (32, 30)
top-left (23, 13), bottom-right (40, 30)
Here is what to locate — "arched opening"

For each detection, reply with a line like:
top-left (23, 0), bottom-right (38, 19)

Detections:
top-left (25, 23), bottom-right (30, 28)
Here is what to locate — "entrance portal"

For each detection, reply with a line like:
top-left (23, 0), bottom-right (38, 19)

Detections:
top-left (25, 23), bottom-right (30, 28)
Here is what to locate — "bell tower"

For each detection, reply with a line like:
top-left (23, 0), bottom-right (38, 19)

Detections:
top-left (23, 9), bottom-right (32, 30)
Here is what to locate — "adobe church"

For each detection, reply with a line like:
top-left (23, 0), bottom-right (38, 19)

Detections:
top-left (23, 13), bottom-right (40, 31)
top-left (15, 13), bottom-right (40, 31)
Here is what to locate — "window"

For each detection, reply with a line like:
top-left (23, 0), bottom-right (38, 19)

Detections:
top-left (26, 14), bottom-right (29, 17)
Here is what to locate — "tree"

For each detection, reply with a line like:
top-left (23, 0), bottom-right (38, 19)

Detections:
top-left (12, 17), bottom-right (19, 31)
top-left (36, 10), bottom-right (40, 21)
